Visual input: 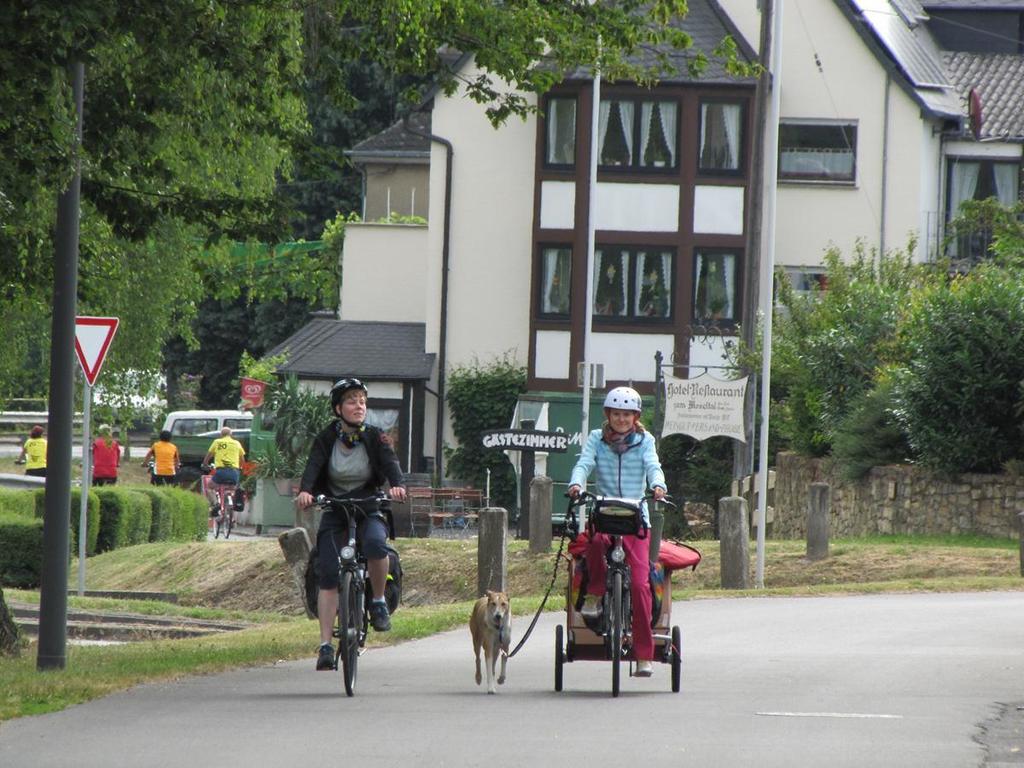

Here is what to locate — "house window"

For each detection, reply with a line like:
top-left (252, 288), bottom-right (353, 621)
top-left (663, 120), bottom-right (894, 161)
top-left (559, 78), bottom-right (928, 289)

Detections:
top-left (699, 101), bottom-right (742, 172)
top-left (598, 99), bottom-right (678, 169)
top-left (784, 267), bottom-right (828, 298)
top-left (946, 157), bottom-right (1020, 260)
top-left (779, 121), bottom-right (856, 182)
top-left (545, 97), bottom-right (576, 166)
top-left (540, 247), bottom-right (571, 316)
top-left (948, 158), bottom-right (1019, 212)
top-left (594, 246), bottom-right (673, 320)
top-left (694, 251), bottom-right (738, 323)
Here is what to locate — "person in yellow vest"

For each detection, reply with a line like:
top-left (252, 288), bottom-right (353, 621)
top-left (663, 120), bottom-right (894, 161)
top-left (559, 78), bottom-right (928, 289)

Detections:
top-left (203, 426), bottom-right (245, 512)
top-left (142, 430), bottom-right (180, 486)
top-left (17, 425), bottom-right (47, 478)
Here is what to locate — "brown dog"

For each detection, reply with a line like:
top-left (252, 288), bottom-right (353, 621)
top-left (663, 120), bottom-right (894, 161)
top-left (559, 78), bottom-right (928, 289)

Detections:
top-left (470, 590), bottom-right (511, 694)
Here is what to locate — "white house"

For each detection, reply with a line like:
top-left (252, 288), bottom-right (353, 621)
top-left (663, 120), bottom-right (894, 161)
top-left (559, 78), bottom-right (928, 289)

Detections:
top-left (334, 0), bottom-right (760, 479)
top-left (719, 0), bottom-right (1023, 287)
top-left (277, 0), bottom-right (1024, 478)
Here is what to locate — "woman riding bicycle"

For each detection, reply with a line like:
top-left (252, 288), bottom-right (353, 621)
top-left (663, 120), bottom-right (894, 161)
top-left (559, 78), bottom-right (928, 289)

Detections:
top-left (295, 377), bottom-right (407, 671)
top-left (567, 386), bottom-right (666, 678)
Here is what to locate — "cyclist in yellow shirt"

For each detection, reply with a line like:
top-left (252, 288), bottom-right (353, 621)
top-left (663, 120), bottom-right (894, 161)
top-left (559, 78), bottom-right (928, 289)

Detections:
top-left (203, 427), bottom-right (245, 513)
top-left (17, 425), bottom-right (47, 478)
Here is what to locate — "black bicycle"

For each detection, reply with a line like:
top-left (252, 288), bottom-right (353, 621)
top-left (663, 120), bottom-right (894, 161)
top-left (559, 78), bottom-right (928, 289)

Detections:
top-left (560, 491), bottom-right (678, 697)
top-left (315, 492), bottom-right (389, 697)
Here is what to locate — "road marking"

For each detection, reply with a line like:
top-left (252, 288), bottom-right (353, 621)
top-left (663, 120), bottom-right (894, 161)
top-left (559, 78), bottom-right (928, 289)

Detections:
top-left (757, 712), bottom-right (903, 720)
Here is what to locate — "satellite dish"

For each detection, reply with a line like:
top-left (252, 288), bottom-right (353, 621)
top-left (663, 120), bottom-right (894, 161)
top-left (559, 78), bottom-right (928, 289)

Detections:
top-left (968, 88), bottom-right (984, 140)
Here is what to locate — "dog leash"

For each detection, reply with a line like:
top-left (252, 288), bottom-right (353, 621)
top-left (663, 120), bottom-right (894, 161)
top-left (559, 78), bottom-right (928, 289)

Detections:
top-left (507, 527), bottom-right (570, 658)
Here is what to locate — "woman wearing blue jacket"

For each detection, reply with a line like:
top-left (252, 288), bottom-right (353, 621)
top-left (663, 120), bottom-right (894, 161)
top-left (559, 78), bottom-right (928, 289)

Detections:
top-left (567, 386), bottom-right (667, 677)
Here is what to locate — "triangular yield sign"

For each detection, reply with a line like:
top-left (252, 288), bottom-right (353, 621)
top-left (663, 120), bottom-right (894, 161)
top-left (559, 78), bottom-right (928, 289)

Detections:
top-left (74, 316), bottom-right (119, 386)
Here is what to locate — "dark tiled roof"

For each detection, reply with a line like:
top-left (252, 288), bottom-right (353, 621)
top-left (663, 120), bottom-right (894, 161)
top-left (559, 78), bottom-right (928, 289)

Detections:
top-left (267, 318), bottom-right (435, 381)
top-left (346, 111), bottom-right (431, 160)
top-left (943, 52), bottom-right (1024, 138)
top-left (564, 0), bottom-right (758, 85)
top-left (923, 1), bottom-right (1024, 8)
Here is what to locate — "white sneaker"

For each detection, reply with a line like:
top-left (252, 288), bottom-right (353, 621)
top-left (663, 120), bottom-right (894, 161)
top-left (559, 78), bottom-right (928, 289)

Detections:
top-left (580, 595), bottom-right (602, 619)
top-left (635, 660), bottom-right (653, 677)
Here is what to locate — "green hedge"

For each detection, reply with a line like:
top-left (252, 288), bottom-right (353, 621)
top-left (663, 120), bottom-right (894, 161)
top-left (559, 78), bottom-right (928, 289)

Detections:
top-left (0, 514), bottom-right (44, 588)
top-left (0, 485), bottom-right (206, 589)
top-left (31, 488), bottom-right (101, 557)
top-left (161, 487), bottom-right (208, 541)
top-left (136, 488), bottom-right (173, 542)
top-left (94, 488), bottom-right (155, 552)
top-left (0, 488), bottom-right (36, 518)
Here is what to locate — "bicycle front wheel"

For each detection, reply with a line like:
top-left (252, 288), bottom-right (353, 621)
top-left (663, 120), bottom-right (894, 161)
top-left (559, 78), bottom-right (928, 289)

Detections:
top-left (339, 571), bottom-right (361, 696)
top-left (610, 571), bottom-right (623, 698)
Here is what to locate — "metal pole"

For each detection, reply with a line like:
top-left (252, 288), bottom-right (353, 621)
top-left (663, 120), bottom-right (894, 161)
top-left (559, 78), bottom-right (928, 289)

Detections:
top-left (77, 380), bottom-right (92, 596)
top-left (38, 61), bottom-right (84, 671)
top-left (755, 0), bottom-right (784, 590)
top-left (580, 40), bottom-right (601, 450)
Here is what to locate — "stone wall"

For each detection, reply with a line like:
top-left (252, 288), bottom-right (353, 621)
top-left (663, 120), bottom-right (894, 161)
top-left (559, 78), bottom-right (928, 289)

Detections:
top-left (773, 452), bottom-right (1024, 540)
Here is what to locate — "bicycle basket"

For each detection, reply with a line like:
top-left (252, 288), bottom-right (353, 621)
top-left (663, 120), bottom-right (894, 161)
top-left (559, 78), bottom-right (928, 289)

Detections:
top-left (589, 497), bottom-right (644, 536)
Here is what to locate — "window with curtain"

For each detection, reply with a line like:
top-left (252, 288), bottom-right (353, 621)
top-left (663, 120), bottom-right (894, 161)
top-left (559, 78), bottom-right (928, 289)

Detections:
top-left (779, 121), bottom-right (856, 182)
top-left (693, 251), bottom-right (738, 323)
top-left (539, 247), bottom-right (571, 316)
top-left (699, 101), bottom-right (742, 171)
top-left (545, 97), bottom-right (577, 166)
top-left (594, 246), bottom-right (674, 321)
top-left (946, 157), bottom-right (1021, 260)
top-left (598, 98), bottom-right (677, 170)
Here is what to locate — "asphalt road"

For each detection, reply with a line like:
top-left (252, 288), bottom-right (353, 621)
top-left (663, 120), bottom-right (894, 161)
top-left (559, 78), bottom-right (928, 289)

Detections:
top-left (1, 591), bottom-right (1021, 767)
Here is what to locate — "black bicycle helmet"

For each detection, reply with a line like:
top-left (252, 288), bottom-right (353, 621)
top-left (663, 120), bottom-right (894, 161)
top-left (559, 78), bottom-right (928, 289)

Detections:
top-left (330, 377), bottom-right (368, 409)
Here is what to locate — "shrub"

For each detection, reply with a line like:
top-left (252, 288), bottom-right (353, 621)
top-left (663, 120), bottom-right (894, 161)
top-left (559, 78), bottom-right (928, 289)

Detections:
top-left (892, 265), bottom-right (1024, 473)
top-left (32, 488), bottom-right (101, 556)
top-left (0, 514), bottom-right (44, 588)
top-left (137, 488), bottom-right (172, 541)
top-left (658, 434), bottom-right (734, 538)
top-left (831, 376), bottom-right (912, 480)
top-left (445, 356), bottom-right (527, 510)
top-left (94, 488), bottom-right (154, 551)
top-left (161, 487), bottom-right (207, 541)
top-left (0, 488), bottom-right (35, 518)
top-left (772, 242), bottom-right (939, 456)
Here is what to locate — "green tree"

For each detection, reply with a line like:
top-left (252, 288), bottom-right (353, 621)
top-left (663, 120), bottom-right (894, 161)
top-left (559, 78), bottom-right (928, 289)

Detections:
top-left (772, 241), bottom-right (939, 456)
top-left (445, 357), bottom-right (527, 510)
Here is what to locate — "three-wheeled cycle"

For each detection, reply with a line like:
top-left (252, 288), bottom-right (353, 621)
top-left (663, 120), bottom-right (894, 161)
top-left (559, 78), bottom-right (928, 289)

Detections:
top-left (554, 491), bottom-right (697, 697)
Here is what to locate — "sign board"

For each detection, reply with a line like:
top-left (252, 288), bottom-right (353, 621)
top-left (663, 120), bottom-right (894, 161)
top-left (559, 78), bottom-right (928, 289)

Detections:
top-left (482, 429), bottom-right (570, 453)
top-left (662, 373), bottom-right (748, 442)
top-left (240, 377), bottom-right (268, 409)
top-left (74, 316), bottom-right (119, 386)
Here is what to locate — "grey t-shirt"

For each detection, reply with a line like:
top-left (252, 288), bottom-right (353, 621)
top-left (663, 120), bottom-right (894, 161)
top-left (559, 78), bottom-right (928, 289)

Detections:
top-left (327, 440), bottom-right (372, 496)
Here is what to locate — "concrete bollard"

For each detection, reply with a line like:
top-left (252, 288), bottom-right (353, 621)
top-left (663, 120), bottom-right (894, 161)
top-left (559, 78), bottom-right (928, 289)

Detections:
top-left (529, 475), bottom-right (553, 554)
top-left (1018, 512), bottom-right (1024, 578)
top-left (807, 482), bottom-right (831, 561)
top-left (719, 496), bottom-right (750, 589)
top-left (277, 527), bottom-right (315, 618)
top-left (478, 507), bottom-right (508, 596)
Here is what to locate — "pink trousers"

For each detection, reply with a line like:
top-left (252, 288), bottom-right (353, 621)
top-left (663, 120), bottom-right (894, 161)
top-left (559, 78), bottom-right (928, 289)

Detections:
top-left (585, 532), bottom-right (653, 661)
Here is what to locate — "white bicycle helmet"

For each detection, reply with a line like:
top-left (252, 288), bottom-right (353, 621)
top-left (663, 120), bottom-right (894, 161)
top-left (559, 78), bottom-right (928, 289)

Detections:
top-left (603, 386), bottom-right (642, 412)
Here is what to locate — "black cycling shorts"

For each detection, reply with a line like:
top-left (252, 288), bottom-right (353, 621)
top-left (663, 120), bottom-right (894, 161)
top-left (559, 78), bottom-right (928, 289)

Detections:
top-left (316, 508), bottom-right (389, 590)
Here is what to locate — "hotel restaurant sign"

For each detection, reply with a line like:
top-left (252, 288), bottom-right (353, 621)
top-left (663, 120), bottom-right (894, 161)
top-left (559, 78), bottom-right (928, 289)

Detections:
top-left (662, 373), bottom-right (748, 442)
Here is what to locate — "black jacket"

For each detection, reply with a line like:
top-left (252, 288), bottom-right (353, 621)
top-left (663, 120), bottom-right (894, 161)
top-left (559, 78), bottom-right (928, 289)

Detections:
top-left (299, 421), bottom-right (405, 498)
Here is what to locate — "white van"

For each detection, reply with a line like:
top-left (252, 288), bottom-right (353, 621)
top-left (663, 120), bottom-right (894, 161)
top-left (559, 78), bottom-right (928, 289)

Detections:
top-left (161, 410), bottom-right (252, 437)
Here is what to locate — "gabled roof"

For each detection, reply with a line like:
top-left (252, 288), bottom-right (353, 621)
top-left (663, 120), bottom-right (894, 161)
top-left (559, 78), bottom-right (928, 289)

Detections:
top-left (943, 52), bottom-right (1024, 139)
top-left (345, 110), bottom-right (431, 163)
top-left (838, 0), bottom-right (964, 120)
top-left (565, 0), bottom-right (758, 85)
top-left (922, 1), bottom-right (1024, 8)
top-left (267, 318), bottom-right (435, 382)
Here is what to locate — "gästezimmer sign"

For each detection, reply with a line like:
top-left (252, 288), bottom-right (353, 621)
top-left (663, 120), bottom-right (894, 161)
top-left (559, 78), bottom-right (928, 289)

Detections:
top-left (662, 373), bottom-right (748, 442)
top-left (481, 429), bottom-right (569, 453)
